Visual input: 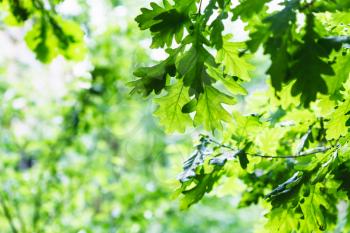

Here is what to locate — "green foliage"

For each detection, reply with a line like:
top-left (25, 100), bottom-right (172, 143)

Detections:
top-left (132, 47), bottom-right (181, 96)
top-left (135, 0), bottom-right (197, 48)
top-left (0, 0), bottom-right (86, 62)
top-left (216, 37), bottom-right (253, 81)
top-left (25, 16), bottom-right (86, 62)
top-left (133, 0), bottom-right (252, 133)
top-left (3, 0), bottom-right (350, 232)
top-left (135, 0), bottom-right (350, 232)
top-left (194, 86), bottom-right (236, 132)
top-left (154, 80), bottom-right (192, 133)
top-left (289, 15), bottom-right (335, 105)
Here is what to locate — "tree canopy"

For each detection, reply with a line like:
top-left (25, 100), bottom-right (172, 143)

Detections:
top-left (1, 0), bottom-right (350, 232)
top-left (134, 0), bottom-right (350, 232)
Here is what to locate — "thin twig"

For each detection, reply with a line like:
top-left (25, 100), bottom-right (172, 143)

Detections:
top-left (198, 0), bottom-right (203, 14)
top-left (207, 138), bottom-right (332, 159)
top-left (247, 147), bottom-right (331, 159)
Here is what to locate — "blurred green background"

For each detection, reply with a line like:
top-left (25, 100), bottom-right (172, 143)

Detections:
top-left (0, 0), bottom-right (264, 232)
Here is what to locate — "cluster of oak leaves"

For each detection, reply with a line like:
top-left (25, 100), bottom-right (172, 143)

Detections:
top-left (2, 0), bottom-right (350, 232)
top-left (133, 0), bottom-right (350, 232)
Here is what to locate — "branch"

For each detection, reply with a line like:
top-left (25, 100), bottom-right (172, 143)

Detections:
top-left (247, 147), bottom-right (331, 159)
top-left (198, 0), bottom-right (203, 14)
top-left (208, 138), bottom-right (332, 159)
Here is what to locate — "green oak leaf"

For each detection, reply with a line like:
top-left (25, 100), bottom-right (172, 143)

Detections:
top-left (178, 136), bottom-right (210, 182)
top-left (135, 1), bottom-right (170, 30)
top-left (231, 111), bottom-right (261, 144)
top-left (263, 0), bottom-right (299, 90)
top-left (265, 171), bottom-right (303, 200)
top-left (174, 0), bottom-right (197, 13)
top-left (246, 24), bottom-right (269, 53)
top-left (178, 136), bottom-right (224, 210)
top-left (290, 15), bottom-right (334, 106)
top-left (315, 0), bottom-right (350, 12)
top-left (180, 172), bottom-right (220, 210)
top-left (325, 54), bottom-right (350, 95)
top-left (25, 16), bottom-right (86, 63)
top-left (264, 0), bottom-right (299, 35)
top-left (325, 99), bottom-right (350, 140)
top-left (299, 185), bottom-right (332, 232)
top-left (154, 81), bottom-right (192, 133)
top-left (255, 127), bottom-right (286, 155)
top-left (206, 65), bottom-right (247, 95)
top-left (246, 0), bottom-right (298, 52)
top-left (265, 207), bottom-right (301, 232)
top-left (177, 45), bottom-right (216, 96)
top-left (216, 37), bottom-right (254, 81)
top-left (135, 0), bottom-right (196, 48)
top-left (265, 37), bottom-right (290, 91)
top-left (194, 86), bottom-right (236, 132)
top-left (132, 47), bottom-right (181, 96)
top-left (210, 14), bottom-right (226, 50)
top-left (232, 0), bottom-right (269, 21)
top-left (330, 11), bottom-right (350, 26)
top-left (3, 0), bottom-right (32, 24)
top-left (311, 150), bottom-right (339, 184)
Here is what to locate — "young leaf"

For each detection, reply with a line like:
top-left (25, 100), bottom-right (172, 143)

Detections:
top-left (177, 45), bottom-right (216, 96)
top-left (194, 86), bottom-right (236, 132)
top-left (131, 47), bottom-right (181, 96)
top-left (299, 185), bottom-right (330, 232)
top-left (206, 65), bottom-right (248, 95)
top-left (216, 37), bottom-right (254, 81)
top-left (178, 137), bottom-right (210, 183)
top-left (325, 99), bottom-right (350, 140)
top-left (325, 54), bottom-right (350, 95)
top-left (154, 81), bottom-right (192, 133)
top-left (135, 0), bottom-right (196, 48)
top-left (265, 207), bottom-right (301, 232)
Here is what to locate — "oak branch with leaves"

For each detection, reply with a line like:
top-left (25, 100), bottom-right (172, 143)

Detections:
top-left (133, 0), bottom-right (350, 232)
